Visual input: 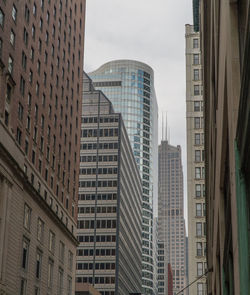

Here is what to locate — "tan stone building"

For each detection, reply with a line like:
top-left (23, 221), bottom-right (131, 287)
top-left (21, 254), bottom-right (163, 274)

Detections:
top-left (0, 0), bottom-right (86, 294)
top-left (201, 0), bottom-right (250, 294)
top-left (185, 25), bottom-right (207, 295)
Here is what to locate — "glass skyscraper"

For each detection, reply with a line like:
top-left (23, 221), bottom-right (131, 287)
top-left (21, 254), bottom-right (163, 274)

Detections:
top-left (89, 60), bottom-right (158, 295)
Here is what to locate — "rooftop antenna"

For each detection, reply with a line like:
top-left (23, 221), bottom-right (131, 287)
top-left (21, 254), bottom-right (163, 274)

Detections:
top-left (168, 127), bottom-right (171, 143)
top-left (162, 112), bottom-right (164, 141)
top-left (165, 112), bottom-right (168, 141)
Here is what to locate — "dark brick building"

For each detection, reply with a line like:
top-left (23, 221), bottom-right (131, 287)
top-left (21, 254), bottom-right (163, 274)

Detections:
top-left (0, 0), bottom-right (85, 294)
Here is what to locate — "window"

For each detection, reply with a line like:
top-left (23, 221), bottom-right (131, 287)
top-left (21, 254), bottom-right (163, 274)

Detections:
top-left (32, 25), bottom-right (36, 39)
top-left (24, 5), bottom-right (30, 23)
top-left (48, 259), bottom-right (53, 288)
top-left (49, 231), bottom-right (55, 253)
top-left (194, 101), bottom-right (200, 112)
top-left (8, 56), bottom-right (13, 74)
top-left (194, 117), bottom-right (200, 129)
top-left (22, 52), bottom-right (27, 71)
top-left (10, 30), bottom-right (15, 46)
top-left (35, 251), bottom-right (42, 279)
top-left (196, 242), bottom-right (202, 256)
top-left (24, 204), bottom-right (31, 229)
top-left (0, 9), bottom-right (4, 28)
top-left (194, 85), bottom-right (200, 95)
top-left (22, 239), bottom-right (29, 269)
top-left (58, 268), bottom-right (63, 295)
top-left (195, 184), bottom-right (202, 197)
top-left (0, 38), bottom-right (2, 57)
top-left (193, 38), bottom-right (199, 48)
top-left (68, 251), bottom-right (73, 271)
top-left (197, 283), bottom-right (204, 295)
top-left (20, 76), bottom-right (25, 96)
top-left (37, 218), bottom-right (44, 242)
top-left (23, 28), bottom-right (28, 46)
top-left (195, 150), bottom-right (201, 162)
top-left (193, 54), bottom-right (199, 65)
top-left (59, 241), bottom-right (65, 263)
top-left (194, 69), bottom-right (199, 80)
top-left (196, 203), bottom-right (202, 217)
top-left (12, 5), bottom-right (17, 22)
top-left (67, 276), bottom-right (72, 295)
top-left (195, 167), bottom-right (201, 179)
top-left (34, 287), bottom-right (40, 295)
top-left (196, 222), bottom-right (202, 236)
top-left (195, 133), bottom-right (200, 145)
top-left (197, 262), bottom-right (203, 276)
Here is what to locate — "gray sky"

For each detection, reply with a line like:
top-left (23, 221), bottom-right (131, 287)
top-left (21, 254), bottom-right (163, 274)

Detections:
top-left (84, 0), bottom-right (193, 228)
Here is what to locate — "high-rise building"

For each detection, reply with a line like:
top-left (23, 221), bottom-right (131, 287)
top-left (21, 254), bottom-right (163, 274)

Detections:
top-left (0, 0), bottom-right (85, 294)
top-left (201, 0), bottom-right (250, 294)
top-left (185, 24), bottom-right (207, 295)
top-left (158, 140), bottom-right (186, 294)
top-left (76, 73), bottom-right (142, 295)
top-left (89, 60), bottom-right (158, 295)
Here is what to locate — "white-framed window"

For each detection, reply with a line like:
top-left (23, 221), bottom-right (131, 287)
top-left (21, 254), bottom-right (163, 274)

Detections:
top-left (196, 203), bottom-right (202, 217)
top-left (195, 133), bottom-right (200, 145)
top-left (194, 117), bottom-right (200, 129)
top-left (196, 242), bottom-right (202, 256)
top-left (196, 222), bottom-right (202, 236)
top-left (194, 85), bottom-right (200, 95)
top-left (195, 150), bottom-right (201, 162)
top-left (195, 167), bottom-right (201, 179)
top-left (195, 184), bottom-right (202, 197)
top-left (194, 69), bottom-right (199, 80)
top-left (197, 262), bottom-right (203, 276)
top-left (194, 101), bottom-right (200, 112)
top-left (193, 38), bottom-right (199, 48)
top-left (193, 53), bottom-right (199, 65)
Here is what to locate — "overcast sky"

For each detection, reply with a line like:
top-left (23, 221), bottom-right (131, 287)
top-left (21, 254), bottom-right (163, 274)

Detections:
top-left (84, 0), bottom-right (193, 228)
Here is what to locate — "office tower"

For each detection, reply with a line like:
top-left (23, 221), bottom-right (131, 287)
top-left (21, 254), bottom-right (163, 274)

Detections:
top-left (76, 73), bottom-right (142, 295)
top-left (89, 60), bottom-right (158, 295)
top-left (185, 25), bottom-right (207, 295)
top-left (0, 1), bottom-right (85, 294)
top-left (201, 0), bottom-right (250, 294)
top-left (158, 140), bottom-right (186, 294)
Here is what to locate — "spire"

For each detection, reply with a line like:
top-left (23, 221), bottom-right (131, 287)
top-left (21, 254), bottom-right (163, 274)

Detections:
top-left (162, 112), bottom-right (164, 141)
top-left (165, 112), bottom-right (168, 141)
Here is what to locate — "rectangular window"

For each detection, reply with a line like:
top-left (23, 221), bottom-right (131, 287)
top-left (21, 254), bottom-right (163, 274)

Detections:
top-left (197, 262), bottom-right (203, 276)
top-left (194, 117), bottom-right (200, 129)
top-left (22, 239), bottom-right (29, 269)
top-left (12, 5), bottom-right (17, 22)
top-left (48, 259), bottom-right (53, 288)
top-left (59, 241), bottom-right (65, 263)
top-left (196, 222), bottom-right (202, 236)
top-left (10, 30), bottom-right (15, 46)
top-left (196, 242), bottom-right (202, 256)
top-left (194, 101), bottom-right (200, 111)
top-left (195, 150), bottom-right (201, 162)
top-left (195, 167), bottom-right (201, 179)
top-left (8, 56), bottom-right (13, 74)
top-left (193, 38), bottom-right (199, 48)
top-left (58, 268), bottom-right (63, 295)
top-left (24, 204), bottom-right (31, 230)
top-left (194, 85), bottom-right (200, 96)
top-left (0, 9), bottom-right (4, 28)
top-left (37, 218), bottom-right (44, 243)
top-left (196, 203), bottom-right (202, 217)
top-left (194, 69), bottom-right (199, 81)
top-left (195, 184), bottom-right (201, 197)
top-left (49, 230), bottom-right (55, 253)
top-left (67, 276), bottom-right (72, 295)
top-left (195, 133), bottom-right (200, 145)
top-left (35, 251), bottom-right (42, 279)
top-left (68, 250), bottom-right (73, 271)
top-left (193, 54), bottom-right (199, 65)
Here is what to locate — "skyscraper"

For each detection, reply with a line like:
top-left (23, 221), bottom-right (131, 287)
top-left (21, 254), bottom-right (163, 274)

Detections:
top-left (76, 73), bottom-right (142, 295)
top-left (0, 0), bottom-right (85, 293)
top-left (185, 24), bottom-right (207, 295)
top-left (158, 140), bottom-right (186, 294)
top-left (89, 60), bottom-right (158, 294)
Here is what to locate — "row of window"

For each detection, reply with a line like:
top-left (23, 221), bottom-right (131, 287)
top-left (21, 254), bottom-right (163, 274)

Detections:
top-left (76, 276), bottom-right (115, 285)
top-left (79, 180), bottom-right (118, 188)
top-left (77, 219), bottom-right (117, 229)
top-left (81, 142), bottom-right (118, 150)
top-left (79, 167), bottom-right (118, 175)
top-left (78, 193), bottom-right (117, 201)
top-left (81, 116), bottom-right (119, 124)
top-left (77, 235), bottom-right (116, 243)
top-left (78, 206), bottom-right (117, 214)
top-left (77, 248), bottom-right (116, 257)
top-left (81, 154), bottom-right (118, 163)
top-left (77, 262), bottom-right (116, 270)
top-left (81, 128), bottom-right (119, 138)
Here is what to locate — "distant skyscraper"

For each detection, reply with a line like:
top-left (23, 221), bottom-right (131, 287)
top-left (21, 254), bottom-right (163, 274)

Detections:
top-left (0, 0), bottom-right (85, 294)
top-left (158, 140), bottom-right (186, 294)
top-left (76, 73), bottom-right (142, 295)
top-left (185, 24), bottom-right (207, 295)
top-left (89, 60), bottom-right (158, 295)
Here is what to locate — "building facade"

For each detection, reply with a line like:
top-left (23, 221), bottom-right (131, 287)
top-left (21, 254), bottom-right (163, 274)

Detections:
top-left (76, 73), bottom-right (142, 295)
top-left (185, 24), bottom-right (207, 295)
top-left (89, 60), bottom-right (158, 295)
top-left (158, 141), bottom-right (186, 294)
top-left (201, 0), bottom-right (250, 294)
top-left (0, 0), bottom-right (85, 294)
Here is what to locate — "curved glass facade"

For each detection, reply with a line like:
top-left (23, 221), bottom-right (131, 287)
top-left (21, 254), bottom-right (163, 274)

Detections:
top-left (89, 60), bottom-right (158, 295)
